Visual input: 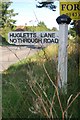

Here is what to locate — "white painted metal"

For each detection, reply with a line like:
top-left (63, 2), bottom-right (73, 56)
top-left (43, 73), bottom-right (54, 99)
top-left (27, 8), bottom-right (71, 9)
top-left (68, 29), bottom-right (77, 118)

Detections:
top-left (0, 44), bottom-right (2, 119)
top-left (58, 24), bottom-right (68, 93)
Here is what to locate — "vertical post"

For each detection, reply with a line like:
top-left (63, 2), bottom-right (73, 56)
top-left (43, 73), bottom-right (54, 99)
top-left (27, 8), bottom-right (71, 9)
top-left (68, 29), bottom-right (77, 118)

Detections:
top-left (56, 14), bottom-right (71, 93)
top-left (0, 37), bottom-right (2, 119)
top-left (58, 24), bottom-right (68, 91)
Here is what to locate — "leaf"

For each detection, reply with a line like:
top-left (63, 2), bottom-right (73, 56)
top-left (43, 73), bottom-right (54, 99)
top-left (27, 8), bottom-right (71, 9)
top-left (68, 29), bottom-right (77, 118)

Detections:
top-left (67, 94), bottom-right (73, 105)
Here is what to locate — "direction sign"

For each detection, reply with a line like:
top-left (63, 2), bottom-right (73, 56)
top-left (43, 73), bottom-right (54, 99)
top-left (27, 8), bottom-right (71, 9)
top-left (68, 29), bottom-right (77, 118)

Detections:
top-left (60, 0), bottom-right (80, 20)
top-left (8, 31), bottom-right (59, 45)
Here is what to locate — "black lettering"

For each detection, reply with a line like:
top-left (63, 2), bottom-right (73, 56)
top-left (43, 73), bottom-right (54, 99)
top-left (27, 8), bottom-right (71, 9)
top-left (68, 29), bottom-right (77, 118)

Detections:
top-left (74, 4), bottom-right (80, 10)
top-left (10, 39), bottom-right (14, 42)
top-left (38, 39), bottom-right (42, 43)
top-left (26, 33), bottom-right (29, 37)
top-left (40, 33), bottom-right (43, 37)
top-left (28, 39), bottom-right (32, 43)
top-left (43, 38), bottom-right (51, 43)
top-left (18, 33), bottom-right (22, 37)
top-left (47, 33), bottom-right (52, 37)
top-left (43, 38), bottom-right (46, 43)
top-left (72, 13), bottom-right (77, 17)
top-left (33, 33), bottom-right (36, 38)
top-left (44, 33), bottom-right (47, 37)
top-left (22, 39), bottom-right (26, 43)
top-left (32, 39), bottom-right (35, 43)
top-left (51, 39), bottom-right (55, 43)
top-left (34, 38), bottom-right (39, 43)
top-left (18, 38), bottom-right (23, 43)
top-left (30, 33), bottom-right (33, 37)
top-left (25, 39), bottom-right (30, 43)
top-left (62, 4), bottom-right (66, 11)
top-left (67, 4), bottom-right (73, 11)
top-left (15, 33), bottom-right (19, 37)
top-left (47, 39), bottom-right (51, 43)
top-left (41, 33), bottom-right (55, 38)
top-left (66, 12), bottom-right (71, 17)
top-left (55, 38), bottom-right (59, 43)
top-left (23, 33), bottom-right (26, 37)
top-left (9, 33), bottom-right (14, 37)
top-left (13, 39), bottom-right (17, 43)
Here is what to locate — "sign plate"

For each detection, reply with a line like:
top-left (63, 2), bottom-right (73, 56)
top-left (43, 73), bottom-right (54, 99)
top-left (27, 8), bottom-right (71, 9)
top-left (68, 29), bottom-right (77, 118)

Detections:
top-left (8, 31), bottom-right (59, 45)
top-left (60, 0), bottom-right (80, 20)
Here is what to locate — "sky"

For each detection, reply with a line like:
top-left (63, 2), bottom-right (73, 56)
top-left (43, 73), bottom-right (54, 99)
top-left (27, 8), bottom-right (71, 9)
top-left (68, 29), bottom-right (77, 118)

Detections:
top-left (9, 0), bottom-right (60, 29)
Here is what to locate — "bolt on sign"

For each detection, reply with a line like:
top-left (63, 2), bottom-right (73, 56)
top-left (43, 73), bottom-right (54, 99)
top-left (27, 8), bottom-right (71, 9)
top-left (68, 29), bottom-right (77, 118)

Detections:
top-left (60, 0), bottom-right (80, 20)
top-left (8, 31), bottom-right (59, 46)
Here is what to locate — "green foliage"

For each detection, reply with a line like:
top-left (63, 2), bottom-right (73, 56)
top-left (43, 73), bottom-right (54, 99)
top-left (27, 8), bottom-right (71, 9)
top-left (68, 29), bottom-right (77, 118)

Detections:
top-left (36, 21), bottom-right (49, 31)
top-left (25, 21), bottom-right (57, 32)
top-left (51, 27), bottom-right (57, 31)
top-left (0, 1), bottom-right (18, 29)
top-left (0, 26), bottom-right (13, 45)
top-left (2, 43), bottom-right (79, 119)
top-left (68, 27), bottom-right (76, 37)
top-left (70, 20), bottom-right (80, 38)
top-left (2, 46), bottom-right (57, 118)
top-left (0, 0), bottom-right (18, 44)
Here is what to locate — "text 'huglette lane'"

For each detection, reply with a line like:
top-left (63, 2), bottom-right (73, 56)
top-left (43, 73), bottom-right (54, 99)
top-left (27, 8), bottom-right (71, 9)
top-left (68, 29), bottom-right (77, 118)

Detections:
top-left (9, 32), bottom-right (57, 38)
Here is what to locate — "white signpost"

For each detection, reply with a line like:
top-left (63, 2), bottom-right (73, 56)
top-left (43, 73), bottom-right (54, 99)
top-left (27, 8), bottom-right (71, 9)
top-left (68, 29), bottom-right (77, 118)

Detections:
top-left (56, 14), bottom-right (71, 93)
top-left (8, 31), bottom-right (59, 46)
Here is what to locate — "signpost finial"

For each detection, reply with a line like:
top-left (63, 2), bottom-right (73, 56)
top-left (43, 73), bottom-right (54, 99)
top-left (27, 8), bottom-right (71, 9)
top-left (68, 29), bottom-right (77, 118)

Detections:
top-left (56, 14), bottom-right (71, 24)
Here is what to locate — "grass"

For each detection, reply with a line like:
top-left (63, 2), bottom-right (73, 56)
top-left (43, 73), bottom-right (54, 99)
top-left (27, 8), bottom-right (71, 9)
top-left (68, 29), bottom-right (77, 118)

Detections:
top-left (2, 42), bottom-right (80, 119)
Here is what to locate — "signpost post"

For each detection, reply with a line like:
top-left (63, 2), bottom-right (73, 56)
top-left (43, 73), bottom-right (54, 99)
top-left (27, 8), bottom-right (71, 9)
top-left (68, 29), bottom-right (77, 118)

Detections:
top-left (56, 14), bottom-right (71, 93)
